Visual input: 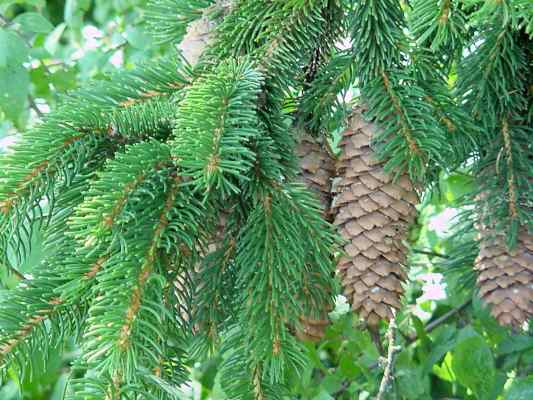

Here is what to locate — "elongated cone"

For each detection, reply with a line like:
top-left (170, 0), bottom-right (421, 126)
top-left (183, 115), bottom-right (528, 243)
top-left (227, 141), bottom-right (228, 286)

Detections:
top-left (295, 134), bottom-right (335, 341)
top-left (475, 227), bottom-right (533, 328)
top-left (332, 107), bottom-right (418, 327)
top-left (297, 134), bottom-right (336, 222)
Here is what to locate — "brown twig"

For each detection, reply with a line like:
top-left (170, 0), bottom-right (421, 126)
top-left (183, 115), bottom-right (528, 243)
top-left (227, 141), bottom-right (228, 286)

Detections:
top-left (424, 300), bottom-right (471, 334)
top-left (333, 300), bottom-right (472, 397)
top-left (376, 309), bottom-right (400, 400)
top-left (412, 248), bottom-right (450, 259)
top-left (27, 95), bottom-right (43, 118)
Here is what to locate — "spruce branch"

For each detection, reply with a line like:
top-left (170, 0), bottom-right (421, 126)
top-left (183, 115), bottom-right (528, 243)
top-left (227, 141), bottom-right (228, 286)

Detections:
top-left (350, 0), bottom-right (452, 182)
top-left (0, 58), bottom-right (191, 270)
top-left (298, 49), bottom-right (357, 133)
top-left (457, 3), bottom-right (531, 240)
top-left (116, 175), bottom-right (182, 352)
top-left (172, 58), bottom-right (263, 197)
top-left (408, 0), bottom-right (468, 63)
top-left (501, 118), bottom-right (519, 222)
top-left (380, 73), bottom-right (423, 158)
top-left (0, 296), bottom-right (62, 365)
top-left (146, 0), bottom-right (215, 45)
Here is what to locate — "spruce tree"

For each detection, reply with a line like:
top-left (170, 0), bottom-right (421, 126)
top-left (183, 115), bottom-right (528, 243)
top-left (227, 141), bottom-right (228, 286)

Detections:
top-left (0, 0), bottom-right (531, 399)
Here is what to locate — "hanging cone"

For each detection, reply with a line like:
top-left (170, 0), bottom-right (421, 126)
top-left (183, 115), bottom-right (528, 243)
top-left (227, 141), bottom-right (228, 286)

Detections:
top-left (475, 226), bottom-right (533, 328)
top-left (297, 134), bottom-right (336, 223)
top-left (331, 107), bottom-right (418, 328)
top-left (295, 133), bottom-right (335, 341)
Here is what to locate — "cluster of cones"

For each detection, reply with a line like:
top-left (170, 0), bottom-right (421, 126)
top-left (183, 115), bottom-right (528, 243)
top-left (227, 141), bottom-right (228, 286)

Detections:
top-left (296, 107), bottom-right (532, 340)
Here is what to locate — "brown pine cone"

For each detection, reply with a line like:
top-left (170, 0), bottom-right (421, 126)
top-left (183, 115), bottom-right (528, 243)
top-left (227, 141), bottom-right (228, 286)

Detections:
top-left (332, 107), bottom-right (418, 328)
top-left (475, 227), bottom-right (533, 328)
top-left (295, 133), bottom-right (335, 341)
top-left (296, 133), bottom-right (336, 222)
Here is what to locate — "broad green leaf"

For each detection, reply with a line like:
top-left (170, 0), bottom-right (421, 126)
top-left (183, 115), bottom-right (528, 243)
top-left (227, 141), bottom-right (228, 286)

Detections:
top-left (441, 173), bottom-right (473, 203)
top-left (423, 325), bottom-right (457, 373)
top-left (13, 12), bottom-right (54, 33)
top-left (125, 26), bottom-right (153, 50)
top-left (0, 64), bottom-right (30, 126)
top-left (498, 335), bottom-right (533, 355)
top-left (321, 373), bottom-right (343, 394)
top-left (44, 23), bottom-right (66, 55)
top-left (339, 352), bottom-right (361, 379)
top-left (50, 66), bottom-right (79, 92)
top-left (452, 334), bottom-right (495, 399)
top-left (488, 372), bottom-right (508, 400)
top-left (0, 28), bottom-right (29, 67)
top-left (432, 352), bottom-right (456, 382)
top-left (64, 0), bottom-right (91, 27)
top-left (397, 366), bottom-right (429, 399)
top-left (505, 376), bottom-right (533, 400)
top-left (30, 65), bottom-right (50, 97)
top-left (312, 389), bottom-right (334, 400)
top-left (78, 50), bottom-right (112, 78)
top-left (396, 351), bottom-right (430, 399)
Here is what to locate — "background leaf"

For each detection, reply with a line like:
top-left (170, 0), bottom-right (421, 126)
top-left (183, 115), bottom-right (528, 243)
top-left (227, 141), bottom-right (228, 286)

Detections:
top-left (452, 333), bottom-right (496, 399)
top-left (13, 12), bottom-right (54, 33)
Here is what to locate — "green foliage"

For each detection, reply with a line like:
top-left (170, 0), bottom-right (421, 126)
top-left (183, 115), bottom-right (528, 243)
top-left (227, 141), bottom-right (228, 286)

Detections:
top-left (172, 58), bottom-right (263, 197)
top-left (0, 53), bottom-right (190, 271)
top-left (0, 0), bottom-right (175, 131)
top-left (456, 0), bottom-right (532, 245)
top-left (146, 0), bottom-right (214, 45)
top-left (409, 0), bottom-right (468, 65)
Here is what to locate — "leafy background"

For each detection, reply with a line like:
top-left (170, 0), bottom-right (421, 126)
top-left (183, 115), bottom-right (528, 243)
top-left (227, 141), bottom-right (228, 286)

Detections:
top-left (0, 1), bottom-right (531, 399)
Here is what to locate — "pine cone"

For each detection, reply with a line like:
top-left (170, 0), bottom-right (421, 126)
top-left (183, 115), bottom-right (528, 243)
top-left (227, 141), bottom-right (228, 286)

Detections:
top-left (332, 108), bottom-right (418, 327)
top-left (475, 227), bottom-right (533, 328)
top-left (296, 134), bottom-right (335, 222)
top-left (179, 17), bottom-right (214, 66)
top-left (295, 134), bottom-right (335, 341)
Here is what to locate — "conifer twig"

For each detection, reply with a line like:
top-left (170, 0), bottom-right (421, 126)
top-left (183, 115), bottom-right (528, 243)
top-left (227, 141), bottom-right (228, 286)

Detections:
top-left (376, 309), bottom-right (399, 400)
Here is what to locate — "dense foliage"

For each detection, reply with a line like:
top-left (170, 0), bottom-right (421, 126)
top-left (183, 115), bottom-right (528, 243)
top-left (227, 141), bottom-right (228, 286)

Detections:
top-left (0, 0), bottom-right (531, 399)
